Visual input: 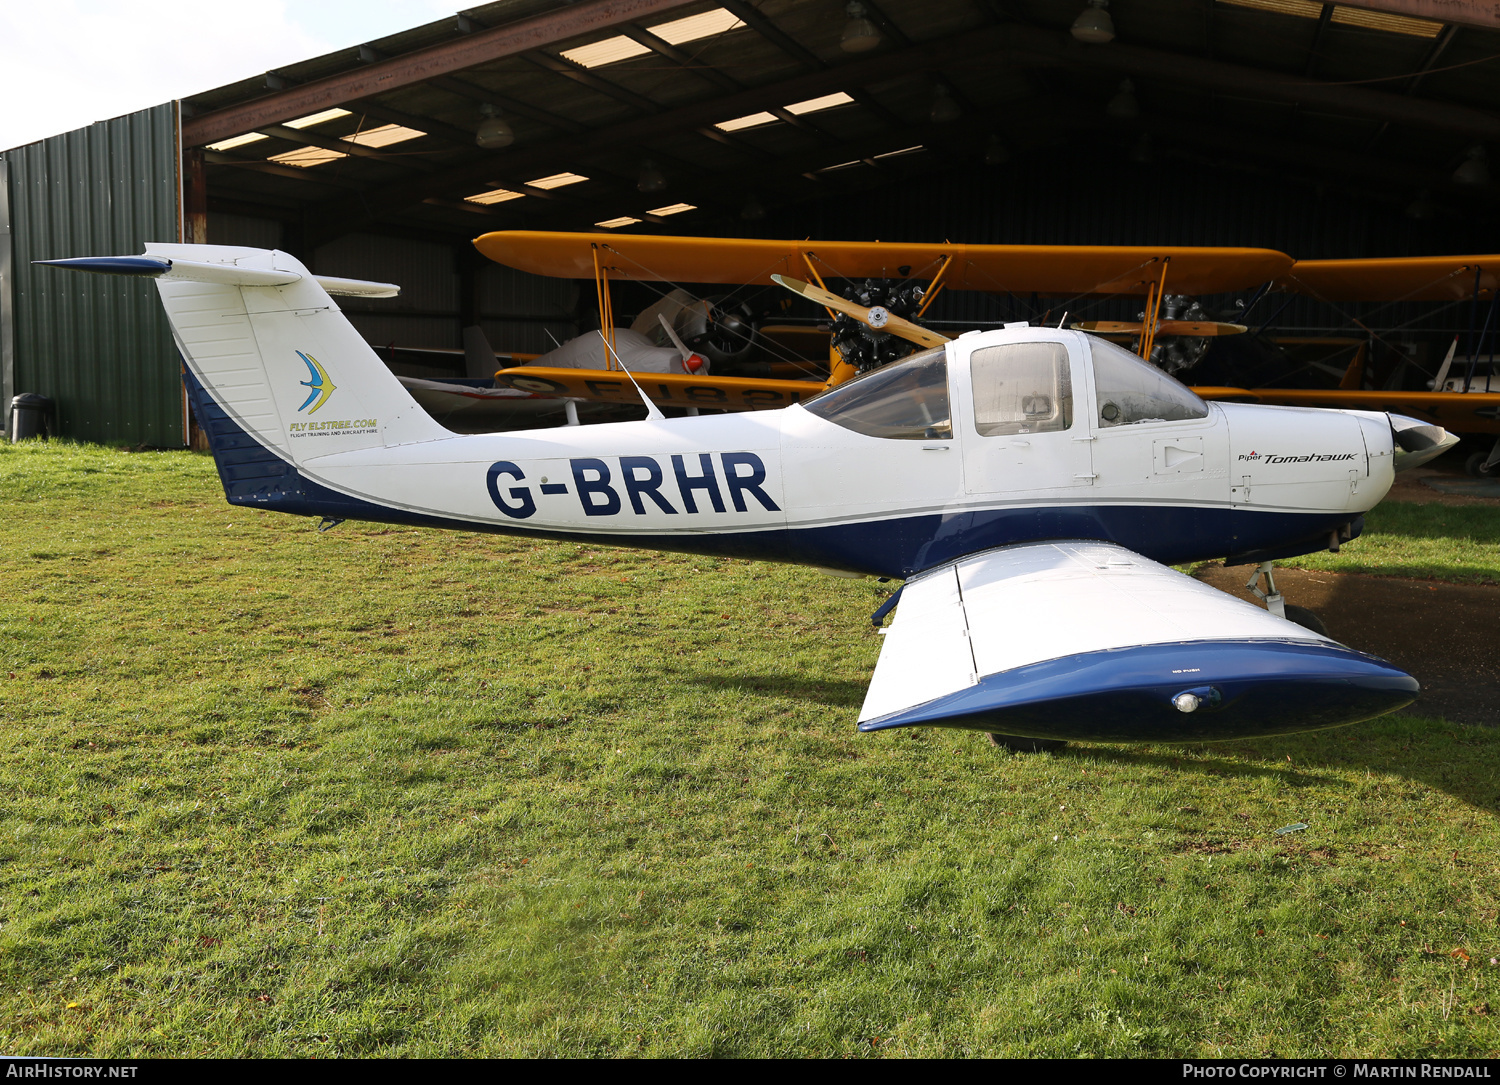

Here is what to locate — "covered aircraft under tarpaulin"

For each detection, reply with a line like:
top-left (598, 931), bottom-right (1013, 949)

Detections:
top-left (40, 244), bottom-right (1459, 749)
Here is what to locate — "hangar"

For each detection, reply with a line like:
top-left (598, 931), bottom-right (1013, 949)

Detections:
top-left (3, 0), bottom-right (1499, 445)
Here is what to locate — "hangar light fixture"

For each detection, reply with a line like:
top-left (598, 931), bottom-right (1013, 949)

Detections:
top-left (561, 7), bottom-right (745, 68)
top-left (1106, 79), bottom-right (1140, 121)
top-left (476, 103), bottom-right (514, 150)
top-left (637, 161), bottom-right (668, 193)
top-left (527, 172), bottom-right (589, 189)
top-left (874, 145), bottom-right (924, 160)
top-left (647, 203), bottom-right (696, 216)
top-left (1454, 145), bottom-right (1490, 186)
top-left (465, 188), bottom-right (525, 205)
top-left (1404, 190), bottom-right (1436, 220)
top-left (841, 1), bottom-right (882, 53)
top-left (930, 85), bottom-right (961, 124)
top-left (596, 216), bottom-right (642, 228)
top-left (1070, 0), bottom-right (1115, 43)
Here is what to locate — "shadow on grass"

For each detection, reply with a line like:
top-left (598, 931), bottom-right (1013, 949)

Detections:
top-left (1062, 714), bottom-right (1500, 815)
top-left (678, 672), bottom-right (868, 707)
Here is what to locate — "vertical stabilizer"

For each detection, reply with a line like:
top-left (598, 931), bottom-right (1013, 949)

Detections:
top-left (147, 243), bottom-right (450, 466)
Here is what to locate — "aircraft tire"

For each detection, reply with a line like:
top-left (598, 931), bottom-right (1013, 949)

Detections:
top-left (1465, 451), bottom-right (1498, 478)
top-left (1283, 604), bottom-right (1329, 637)
top-left (987, 733), bottom-right (1067, 753)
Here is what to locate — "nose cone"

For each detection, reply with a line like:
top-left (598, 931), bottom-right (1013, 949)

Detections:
top-left (1390, 413), bottom-right (1459, 471)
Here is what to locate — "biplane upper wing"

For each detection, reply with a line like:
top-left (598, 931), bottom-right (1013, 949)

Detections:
top-left (474, 231), bottom-right (1294, 297)
top-left (1281, 256), bottom-right (1500, 301)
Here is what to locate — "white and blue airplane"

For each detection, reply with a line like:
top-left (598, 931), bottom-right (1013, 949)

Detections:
top-left (41, 243), bottom-right (1458, 749)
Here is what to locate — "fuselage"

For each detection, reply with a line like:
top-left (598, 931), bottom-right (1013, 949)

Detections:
top-left (193, 327), bottom-right (1395, 580)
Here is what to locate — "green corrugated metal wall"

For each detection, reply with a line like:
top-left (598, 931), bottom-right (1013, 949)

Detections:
top-left (1, 104), bottom-right (181, 446)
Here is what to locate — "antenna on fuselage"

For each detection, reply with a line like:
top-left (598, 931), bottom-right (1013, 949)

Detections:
top-left (600, 336), bottom-right (667, 422)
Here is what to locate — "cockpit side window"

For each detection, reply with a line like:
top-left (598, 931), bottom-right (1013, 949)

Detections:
top-left (802, 347), bottom-right (951, 440)
top-left (969, 342), bottom-right (1073, 437)
top-left (1090, 335), bottom-right (1209, 428)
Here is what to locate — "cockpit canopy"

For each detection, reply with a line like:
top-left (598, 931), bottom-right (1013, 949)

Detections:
top-left (803, 332), bottom-right (1207, 440)
top-left (803, 346), bottom-right (951, 440)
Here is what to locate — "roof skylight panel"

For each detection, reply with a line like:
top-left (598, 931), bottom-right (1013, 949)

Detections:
top-left (466, 188), bottom-right (526, 205)
top-left (560, 7), bottom-right (745, 68)
top-left (525, 172), bottom-right (589, 189)
top-left (784, 92), bottom-right (855, 115)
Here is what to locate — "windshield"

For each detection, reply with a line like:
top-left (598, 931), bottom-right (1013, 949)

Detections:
top-left (803, 347), bottom-right (951, 440)
top-left (1090, 335), bottom-right (1209, 427)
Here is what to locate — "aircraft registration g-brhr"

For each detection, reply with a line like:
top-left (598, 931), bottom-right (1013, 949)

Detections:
top-left (41, 244), bottom-right (1458, 749)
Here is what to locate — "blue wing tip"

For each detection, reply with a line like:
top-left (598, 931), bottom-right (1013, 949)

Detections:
top-left (33, 255), bottom-right (171, 277)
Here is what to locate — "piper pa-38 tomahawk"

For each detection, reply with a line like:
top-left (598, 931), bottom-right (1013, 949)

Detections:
top-left (41, 244), bottom-right (1458, 749)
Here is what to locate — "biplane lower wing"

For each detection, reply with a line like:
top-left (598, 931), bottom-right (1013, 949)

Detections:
top-left (1195, 387), bottom-right (1500, 436)
top-left (491, 366), bottom-right (823, 411)
top-left (858, 542), bottom-right (1416, 741)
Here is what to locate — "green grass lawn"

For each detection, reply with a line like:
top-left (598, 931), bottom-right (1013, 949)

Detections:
top-left (1281, 502), bottom-right (1500, 585)
top-left (1, 442), bottom-right (1498, 1057)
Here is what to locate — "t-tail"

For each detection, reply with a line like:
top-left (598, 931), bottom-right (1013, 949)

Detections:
top-left (36, 245), bottom-right (453, 517)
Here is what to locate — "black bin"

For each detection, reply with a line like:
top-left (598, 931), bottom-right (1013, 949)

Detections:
top-left (9, 394), bottom-right (52, 441)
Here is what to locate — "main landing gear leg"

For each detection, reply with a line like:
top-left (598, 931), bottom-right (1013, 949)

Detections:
top-left (1246, 561), bottom-right (1286, 619)
top-left (1246, 561), bottom-right (1329, 636)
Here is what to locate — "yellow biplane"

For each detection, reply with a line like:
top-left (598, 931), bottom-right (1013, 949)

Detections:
top-left (468, 230), bottom-right (1500, 449)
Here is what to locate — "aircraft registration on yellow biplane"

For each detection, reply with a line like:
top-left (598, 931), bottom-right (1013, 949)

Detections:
top-left (469, 231), bottom-right (1500, 470)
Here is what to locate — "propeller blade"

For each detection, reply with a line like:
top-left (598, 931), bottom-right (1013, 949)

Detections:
top-left (770, 274), bottom-right (950, 349)
top-left (657, 313), bottom-right (708, 374)
top-left (1072, 320), bottom-right (1248, 337)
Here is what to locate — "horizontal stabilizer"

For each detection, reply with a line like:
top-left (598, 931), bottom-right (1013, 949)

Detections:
top-left (34, 255), bottom-right (399, 297)
top-left (859, 542), bottom-right (1416, 741)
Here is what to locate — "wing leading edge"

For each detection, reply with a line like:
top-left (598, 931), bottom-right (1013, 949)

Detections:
top-left (859, 542), bottom-right (1417, 742)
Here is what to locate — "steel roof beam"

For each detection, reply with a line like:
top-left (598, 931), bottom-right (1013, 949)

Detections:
top-left (183, 0), bottom-right (697, 148)
top-left (304, 20), bottom-right (1500, 240)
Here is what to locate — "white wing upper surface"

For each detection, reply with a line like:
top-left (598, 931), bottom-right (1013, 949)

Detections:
top-left (859, 540), bottom-right (1334, 728)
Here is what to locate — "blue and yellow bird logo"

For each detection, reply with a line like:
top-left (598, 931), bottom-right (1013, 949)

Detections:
top-left (296, 351), bottom-right (336, 414)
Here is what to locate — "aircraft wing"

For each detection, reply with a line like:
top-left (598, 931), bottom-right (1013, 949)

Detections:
top-left (858, 542), bottom-right (1416, 742)
top-left (1282, 256), bottom-right (1500, 301)
top-left (474, 231), bottom-right (1293, 297)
